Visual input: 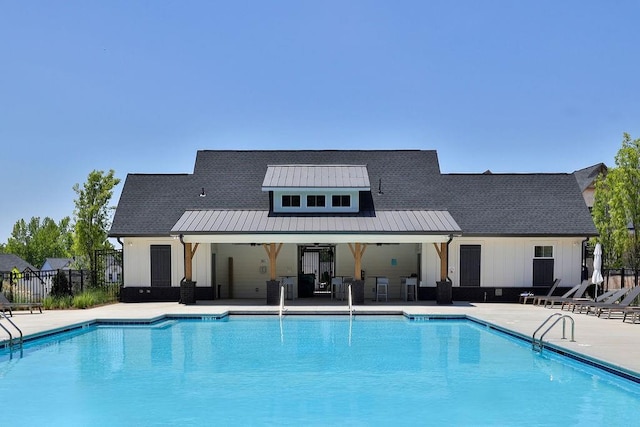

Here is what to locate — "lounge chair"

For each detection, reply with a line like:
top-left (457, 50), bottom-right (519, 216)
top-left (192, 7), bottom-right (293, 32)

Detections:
top-left (0, 292), bottom-right (43, 316)
top-left (534, 282), bottom-right (582, 307)
top-left (622, 307), bottom-right (640, 324)
top-left (571, 287), bottom-right (630, 313)
top-left (544, 280), bottom-right (591, 308)
top-left (520, 278), bottom-right (561, 304)
top-left (586, 286), bottom-right (640, 318)
top-left (540, 280), bottom-right (593, 308)
top-left (560, 288), bottom-right (617, 311)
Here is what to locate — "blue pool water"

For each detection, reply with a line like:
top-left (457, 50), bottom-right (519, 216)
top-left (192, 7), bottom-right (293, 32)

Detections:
top-left (1, 316), bottom-right (639, 426)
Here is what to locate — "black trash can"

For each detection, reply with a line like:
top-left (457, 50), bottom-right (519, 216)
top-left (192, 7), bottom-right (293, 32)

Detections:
top-left (298, 274), bottom-right (315, 297)
top-left (266, 280), bottom-right (280, 305)
top-left (352, 280), bottom-right (365, 305)
top-left (436, 281), bottom-right (452, 305)
top-left (180, 280), bottom-right (196, 305)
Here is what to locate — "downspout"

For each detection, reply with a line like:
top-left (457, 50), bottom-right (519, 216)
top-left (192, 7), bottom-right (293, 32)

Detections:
top-left (179, 234), bottom-right (186, 285)
top-left (116, 237), bottom-right (124, 290)
top-left (446, 234), bottom-right (454, 283)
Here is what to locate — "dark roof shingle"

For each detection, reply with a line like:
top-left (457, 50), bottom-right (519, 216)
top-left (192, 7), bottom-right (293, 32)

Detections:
top-left (109, 150), bottom-right (596, 237)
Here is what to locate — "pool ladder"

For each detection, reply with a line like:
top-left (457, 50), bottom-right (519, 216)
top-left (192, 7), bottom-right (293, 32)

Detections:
top-left (0, 311), bottom-right (23, 350)
top-left (532, 313), bottom-right (575, 353)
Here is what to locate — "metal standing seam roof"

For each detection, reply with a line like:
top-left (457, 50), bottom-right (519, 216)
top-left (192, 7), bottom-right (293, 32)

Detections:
top-left (171, 210), bottom-right (461, 234)
top-left (262, 165), bottom-right (371, 189)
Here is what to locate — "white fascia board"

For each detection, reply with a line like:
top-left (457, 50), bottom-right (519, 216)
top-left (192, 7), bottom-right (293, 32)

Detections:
top-left (176, 233), bottom-right (453, 244)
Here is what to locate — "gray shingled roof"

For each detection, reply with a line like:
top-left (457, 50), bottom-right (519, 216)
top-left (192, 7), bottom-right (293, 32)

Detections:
top-left (42, 258), bottom-right (73, 270)
top-left (573, 163), bottom-right (607, 192)
top-left (435, 173), bottom-right (597, 236)
top-left (109, 150), bottom-right (597, 237)
top-left (0, 254), bottom-right (38, 273)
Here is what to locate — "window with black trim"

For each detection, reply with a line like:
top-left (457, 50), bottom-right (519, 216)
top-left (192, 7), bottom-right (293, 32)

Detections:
top-left (307, 195), bottom-right (326, 207)
top-left (332, 195), bottom-right (350, 207)
top-left (534, 246), bottom-right (553, 258)
top-left (282, 195), bottom-right (301, 207)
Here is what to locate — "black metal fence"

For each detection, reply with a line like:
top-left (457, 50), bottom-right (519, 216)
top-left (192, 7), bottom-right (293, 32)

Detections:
top-left (1, 269), bottom-right (92, 303)
top-left (93, 248), bottom-right (123, 298)
top-left (1, 249), bottom-right (123, 304)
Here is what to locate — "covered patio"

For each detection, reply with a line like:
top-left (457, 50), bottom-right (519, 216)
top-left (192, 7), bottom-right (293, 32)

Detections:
top-left (171, 209), bottom-right (461, 305)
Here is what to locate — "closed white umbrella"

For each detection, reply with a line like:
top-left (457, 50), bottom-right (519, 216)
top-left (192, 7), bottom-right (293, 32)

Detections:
top-left (592, 243), bottom-right (604, 299)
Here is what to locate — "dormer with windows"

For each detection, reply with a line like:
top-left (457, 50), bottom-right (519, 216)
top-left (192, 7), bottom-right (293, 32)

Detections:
top-left (262, 165), bottom-right (370, 213)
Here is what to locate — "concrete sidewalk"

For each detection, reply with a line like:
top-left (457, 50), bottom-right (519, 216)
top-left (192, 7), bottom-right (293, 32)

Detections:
top-left (2, 301), bottom-right (639, 379)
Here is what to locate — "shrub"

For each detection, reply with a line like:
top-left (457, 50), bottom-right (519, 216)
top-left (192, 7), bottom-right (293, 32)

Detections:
top-left (43, 287), bottom-right (117, 310)
top-left (73, 293), bottom-right (95, 309)
top-left (51, 271), bottom-right (73, 297)
top-left (43, 295), bottom-right (73, 310)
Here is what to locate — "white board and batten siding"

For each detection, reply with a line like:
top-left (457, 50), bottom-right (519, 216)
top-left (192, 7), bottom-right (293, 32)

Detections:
top-left (122, 236), bottom-right (585, 295)
top-left (446, 237), bottom-right (584, 287)
top-left (123, 237), bottom-right (211, 289)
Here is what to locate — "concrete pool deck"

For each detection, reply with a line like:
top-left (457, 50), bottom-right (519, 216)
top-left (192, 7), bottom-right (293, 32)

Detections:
top-left (2, 300), bottom-right (640, 379)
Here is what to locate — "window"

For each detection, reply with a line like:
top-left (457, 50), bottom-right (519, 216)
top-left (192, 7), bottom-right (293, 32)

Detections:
top-left (307, 195), bottom-right (326, 207)
top-left (534, 246), bottom-right (553, 258)
top-left (282, 195), bottom-right (301, 207)
top-left (332, 195), bottom-right (351, 207)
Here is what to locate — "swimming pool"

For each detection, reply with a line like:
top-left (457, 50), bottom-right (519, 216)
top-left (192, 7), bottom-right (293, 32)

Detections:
top-left (1, 316), bottom-right (639, 426)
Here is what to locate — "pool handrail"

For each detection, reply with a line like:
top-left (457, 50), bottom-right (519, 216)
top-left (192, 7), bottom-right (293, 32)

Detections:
top-left (279, 283), bottom-right (285, 318)
top-left (0, 311), bottom-right (23, 349)
top-left (533, 313), bottom-right (575, 352)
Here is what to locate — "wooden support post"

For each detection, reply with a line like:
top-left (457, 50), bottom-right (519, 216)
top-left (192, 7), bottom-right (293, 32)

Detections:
top-left (433, 242), bottom-right (448, 281)
top-left (184, 242), bottom-right (200, 282)
top-left (185, 243), bottom-right (193, 281)
top-left (348, 243), bottom-right (368, 280)
top-left (263, 243), bottom-right (283, 281)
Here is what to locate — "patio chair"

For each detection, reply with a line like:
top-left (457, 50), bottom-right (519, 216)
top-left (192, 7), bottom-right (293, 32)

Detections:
top-left (520, 278), bottom-right (561, 304)
top-left (0, 292), bottom-right (43, 316)
top-left (375, 277), bottom-right (389, 302)
top-left (622, 307), bottom-right (640, 324)
top-left (331, 277), bottom-right (345, 301)
top-left (342, 277), bottom-right (354, 301)
top-left (403, 277), bottom-right (417, 301)
top-left (560, 288), bottom-right (617, 311)
top-left (571, 287), bottom-right (631, 314)
top-left (541, 280), bottom-right (592, 308)
top-left (534, 283), bottom-right (581, 307)
top-left (586, 286), bottom-right (640, 318)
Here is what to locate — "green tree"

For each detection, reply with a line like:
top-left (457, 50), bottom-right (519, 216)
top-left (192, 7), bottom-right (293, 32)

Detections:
top-left (592, 133), bottom-right (640, 285)
top-left (72, 170), bottom-right (120, 270)
top-left (5, 216), bottom-right (73, 267)
top-left (592, 174), bottom-right (624, 270)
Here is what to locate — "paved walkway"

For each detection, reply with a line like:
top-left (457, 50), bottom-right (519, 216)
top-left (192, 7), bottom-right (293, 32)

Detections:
top-left (2, 300), bottom-right (639, 379)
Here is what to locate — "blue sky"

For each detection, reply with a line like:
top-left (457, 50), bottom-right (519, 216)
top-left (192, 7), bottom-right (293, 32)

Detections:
top-left (1, 1), bottom-right (639, 243)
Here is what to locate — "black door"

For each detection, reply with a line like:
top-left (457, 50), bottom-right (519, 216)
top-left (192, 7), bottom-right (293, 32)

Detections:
top-left (533, 259), bottom-right (554, 286)
top-left (460, 245), bottom-right (481, 287)
top-left (150, 245), bottom-right (172, 287)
